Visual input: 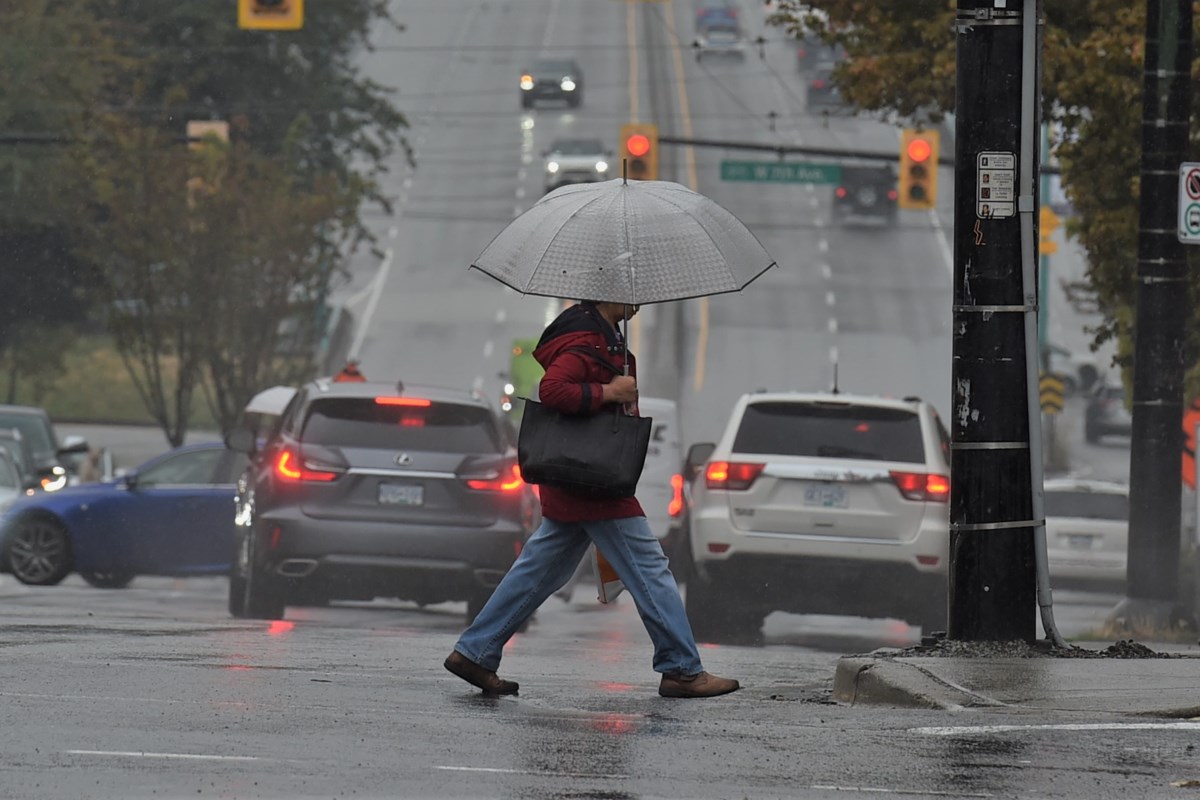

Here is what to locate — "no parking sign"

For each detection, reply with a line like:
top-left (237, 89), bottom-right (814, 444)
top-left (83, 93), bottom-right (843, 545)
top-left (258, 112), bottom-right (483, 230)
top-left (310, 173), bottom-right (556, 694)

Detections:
top-left (1178, 163), bottom-right (1200, 243)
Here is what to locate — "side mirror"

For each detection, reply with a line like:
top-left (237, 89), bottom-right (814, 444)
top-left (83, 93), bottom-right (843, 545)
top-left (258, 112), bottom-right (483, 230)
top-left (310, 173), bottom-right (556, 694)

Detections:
top-left (225, 427), bottom-right (256, 454)
top-left (59, 435), bottom-right (90, 455)
top-left (684, 442), bottom-right (716, 482)
top-left (120, 471), bottom-right (139, 491)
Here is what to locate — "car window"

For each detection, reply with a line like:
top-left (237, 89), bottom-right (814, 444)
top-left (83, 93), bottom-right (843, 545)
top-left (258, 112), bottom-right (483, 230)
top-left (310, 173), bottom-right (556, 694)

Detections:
top-left (534, 59), bottom-right (577, 74)
top-left (0, 414), bottom-right (54, 461)
top-left (1045, 490), bottom-right (1128, 520)
top-left (301, 398), bottom-right (503, 453)
top-left (0, 456), bottom-right (17, 488)
top-left (0, 438), bottom-right (31, 471)
top-left (732, 402), bottom-right (926, 463)
top-left (215, 452), bottom-right (251, 484)
top-left (139, 449), bottom-right (224, 486)
top-left (550, 140), bottom-right (604, 155)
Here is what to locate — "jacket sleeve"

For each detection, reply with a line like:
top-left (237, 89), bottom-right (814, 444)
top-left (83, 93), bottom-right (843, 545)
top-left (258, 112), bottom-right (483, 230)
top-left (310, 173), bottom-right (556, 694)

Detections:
top-left (539, 350), bottom-right (608, 416)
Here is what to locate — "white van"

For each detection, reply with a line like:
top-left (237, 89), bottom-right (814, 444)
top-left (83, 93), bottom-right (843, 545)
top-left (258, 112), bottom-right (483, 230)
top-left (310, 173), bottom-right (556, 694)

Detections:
top-left (637, 397), bottom-right (684, 543)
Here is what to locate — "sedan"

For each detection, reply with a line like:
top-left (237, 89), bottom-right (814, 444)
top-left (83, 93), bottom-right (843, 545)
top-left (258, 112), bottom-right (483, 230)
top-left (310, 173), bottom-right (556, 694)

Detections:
top-left (0, 442), bottom-right (246, 588)
top-left (1045, 478), bottom-right (1129, 592)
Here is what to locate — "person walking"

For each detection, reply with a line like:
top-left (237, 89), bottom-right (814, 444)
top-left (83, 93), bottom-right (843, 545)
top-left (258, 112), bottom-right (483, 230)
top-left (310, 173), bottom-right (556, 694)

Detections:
top-left (333, 359), bottom-right (366, 383)
top-left (444, 300), bottom-right (740, 699)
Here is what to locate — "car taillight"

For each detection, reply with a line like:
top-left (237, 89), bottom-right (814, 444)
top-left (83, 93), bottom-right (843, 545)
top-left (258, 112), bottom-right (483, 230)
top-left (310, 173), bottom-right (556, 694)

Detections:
top-left (465, 463), bottom-right (524, 492)
top-left (811, 79), bottom-right (826, 89)
top-left (890, 471), bottom-right (950, 503)
top-left (887, 188), bottom-right (898, 201)
top-left (275, 449), bottom-right (342, 483)
top-left (706, 461), bottom-right (764, 491)
top-left (835, 186), bottom-right (848, 199)
top-left (375, 397), bottom-right (431, 407)
top-left (668, 473), bottom-right (685, 517)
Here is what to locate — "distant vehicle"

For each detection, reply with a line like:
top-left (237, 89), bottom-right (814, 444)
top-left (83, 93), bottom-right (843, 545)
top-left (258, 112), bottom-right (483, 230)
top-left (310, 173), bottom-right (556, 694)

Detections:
top-left (833, 164), bottom-right (898, 225)
top-left (0, 405), bottom-right (89, 490)
top-left (806, 60), bottom-right (844, 109)
top-left (543, 139), bottom-right (611, 193)
top-left (0, 442), bottom-right (246, 588)
top-left (1044, 478), bottom-right (1129, 592)
top-left (795, 34), bottom-right (844, 72)
top-left (695, 0), bottom-right (739, 26)
top-left (1085, 383), bottom-right (1132, 444)
top-left (695, 20), bottom-right (747, 61)
top-left (519, 57), bottom-right (584, 108)
top-left (686, 392), bottom-right (951, 643)
top-left (225, 378), bottom-right (539, 622)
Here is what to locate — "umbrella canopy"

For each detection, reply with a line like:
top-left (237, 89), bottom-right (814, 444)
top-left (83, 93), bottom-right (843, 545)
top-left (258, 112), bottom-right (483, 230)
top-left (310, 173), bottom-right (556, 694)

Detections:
top-left (471, 178), bottom-right (775, 305)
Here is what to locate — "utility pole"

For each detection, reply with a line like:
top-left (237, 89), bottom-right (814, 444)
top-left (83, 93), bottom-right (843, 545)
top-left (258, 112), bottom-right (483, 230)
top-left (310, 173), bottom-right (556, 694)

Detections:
top-left (948, 0), bottom-right (1039, 641)
top-left (1108, 0), bottom-right (1196, 634)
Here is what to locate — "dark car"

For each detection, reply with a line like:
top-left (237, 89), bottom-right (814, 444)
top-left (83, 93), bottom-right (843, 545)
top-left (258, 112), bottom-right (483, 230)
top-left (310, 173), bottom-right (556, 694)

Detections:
top-left (806, 60), bottom-right (844, 109)
top-left (795, 35), bottom-right (844, 72)
top-left (520, 57), bottom-right (584, 108)
top-left (224, 379), bottom-right (538, 621)
top-left (833, 164), bottom-right (898, 225)
top-left (696, 0), bottom-right (738, 26)
top-left (0, 405), bottom-right (89, 489)
top-left (1085, 383), bottom-right (1132, 443)
top-left (0, 442), bottom-right (245, 588)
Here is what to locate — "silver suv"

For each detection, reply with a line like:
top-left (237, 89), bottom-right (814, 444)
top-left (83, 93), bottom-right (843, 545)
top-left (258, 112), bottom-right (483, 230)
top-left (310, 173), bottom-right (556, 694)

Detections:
top-left (685, 392), bottom-right (950, 643)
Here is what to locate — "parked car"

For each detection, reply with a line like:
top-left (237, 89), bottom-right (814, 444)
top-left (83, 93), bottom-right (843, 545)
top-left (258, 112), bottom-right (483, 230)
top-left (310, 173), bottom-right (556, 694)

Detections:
top-left (1085, 382), bottom-right (1132, 443)
top-left (833, 164), bottom-right (898, 225)
top-left (519, 57), bottom-right (584, 108)
top-left (0, 405), bottom-right (89, 490)
top-left (685, 392), bottom-right (951, 643)
top-left (0, 428), bottom-right (41, 492)
top-left (224, 379), bottom-right (539, 621)
top-left (543, 138), bottom-right (611, 193)
top-left (806, 60), bottom-right (844, 109)
top-left (1044, 479), bottom-right (1129, 592)
top-left (0, 442), bottom-right (246, 588)
top-left (796, 34), bottom-right (844, 72)
top-left (695, 18), bottom-right (746, 61)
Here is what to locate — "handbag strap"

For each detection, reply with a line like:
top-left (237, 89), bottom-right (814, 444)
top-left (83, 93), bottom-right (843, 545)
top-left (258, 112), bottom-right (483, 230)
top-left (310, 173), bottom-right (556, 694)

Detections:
top-left (561, 346), bottom-right (623, 377)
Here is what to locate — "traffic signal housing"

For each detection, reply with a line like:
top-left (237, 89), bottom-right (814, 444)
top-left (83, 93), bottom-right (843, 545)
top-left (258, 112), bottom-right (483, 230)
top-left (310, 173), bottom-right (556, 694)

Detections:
top-left (238, 0), bottom-right (304, 30)
top-left (619, 123), bottom-right (659, 181)
top-left (898, 128), bottom-right (940, 211)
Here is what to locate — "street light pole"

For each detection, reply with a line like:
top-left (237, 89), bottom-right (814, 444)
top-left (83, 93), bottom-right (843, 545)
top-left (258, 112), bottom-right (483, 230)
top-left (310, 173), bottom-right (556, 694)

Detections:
top-left (948, 0), bottom-right (1038, 641)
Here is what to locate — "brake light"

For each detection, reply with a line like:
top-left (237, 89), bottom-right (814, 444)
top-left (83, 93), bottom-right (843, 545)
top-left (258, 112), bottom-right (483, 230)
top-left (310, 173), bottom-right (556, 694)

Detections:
top-left (466, 463), bottom-right (524, 492)
top-left (706, 461), bottom-right (764, 490)
top-left (275, 449), bottom-right (341, 483)
top-left (887, 188), bottom-right (898, 201)
top-left (668, 473), bottom-right (685, 517)
top-left (811, 79), bottom-right (826, 89)
top-left (835, 186), bottom-right (848, 199)
top-left (375, 397), bottom-right (431, 407)
top-left (890, 471), bottom-right (950, 503)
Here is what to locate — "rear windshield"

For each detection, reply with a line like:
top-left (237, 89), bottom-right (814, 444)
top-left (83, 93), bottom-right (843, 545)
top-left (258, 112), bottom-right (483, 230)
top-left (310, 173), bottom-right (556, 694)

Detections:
top-left (732, 402), bottom-right (925, 463)
top-left (1046, 490), bottom-right (1128, 521)
top-left (301, 399), bottom-right (503, 454)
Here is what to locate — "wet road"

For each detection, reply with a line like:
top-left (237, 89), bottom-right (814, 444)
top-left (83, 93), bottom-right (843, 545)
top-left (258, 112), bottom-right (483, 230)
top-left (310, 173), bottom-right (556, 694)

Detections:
top-left (1, 575), bottom-right (1186, 800)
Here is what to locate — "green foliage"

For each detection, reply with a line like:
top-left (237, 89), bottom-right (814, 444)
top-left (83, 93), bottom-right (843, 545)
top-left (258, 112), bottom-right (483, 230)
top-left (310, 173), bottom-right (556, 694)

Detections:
top-left (772, 1), bottom-right (1200, 397)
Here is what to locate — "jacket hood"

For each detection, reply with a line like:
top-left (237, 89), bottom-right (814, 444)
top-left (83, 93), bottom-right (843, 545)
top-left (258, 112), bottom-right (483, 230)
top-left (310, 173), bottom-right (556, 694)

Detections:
top-left (532, 302), bottom-right (623, 369)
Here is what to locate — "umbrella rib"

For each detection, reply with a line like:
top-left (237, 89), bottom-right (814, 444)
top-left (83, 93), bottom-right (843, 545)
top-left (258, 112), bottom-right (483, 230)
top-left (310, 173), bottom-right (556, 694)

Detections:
top-left (521, 191), bottom-right (619, 295)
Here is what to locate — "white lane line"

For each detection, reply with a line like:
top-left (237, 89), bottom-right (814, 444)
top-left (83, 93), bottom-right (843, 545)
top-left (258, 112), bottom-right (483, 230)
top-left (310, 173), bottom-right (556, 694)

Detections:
top-left (495, 308), bottom-right (507, 324)
top-left (349, 247), bottom-right (393, 359)
top-left (483, 340), bottom-right (494, 358)
top-left (828, 318), bottom-right (838, 334)
top-left (517, 167), bottom-right (527, 181)
top-left (541, 0), bottom-right (560, 48)
top-left (811, 786), bottom-right (990, 798)
top-left (472, 376), bottom-right (485, 392)
top-left (388, 225), bottom-right (398, 239)
top-left (929, 207), bottom-right (954, 278)
top-left (818, 238), bottom-right (829, 253)
top-left (912, 722), bottom-right (1200, 736)
top-left (825, 291), bottom-right (836, 307)
top-left (403, 176), bottom-right (413, 190)
top-left (820, 263), bottom-right (832, 280)
top-left (810, 195), bottom-right (820, 208)
top-left (437, 765), bottom-right (629, 780)
top-left (513, 205), bottom-right (524, 218)
top-left (515, 186), bottom-right (526, 200)
top-left (67, 750), bottom-right (263, 762)
top-left (829, 345), bottom-right (838, 364)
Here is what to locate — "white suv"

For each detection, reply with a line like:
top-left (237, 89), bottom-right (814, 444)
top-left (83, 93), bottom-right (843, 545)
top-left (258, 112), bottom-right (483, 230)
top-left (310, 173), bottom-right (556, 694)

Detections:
top-left (685, 392), bottom-right (951, 643)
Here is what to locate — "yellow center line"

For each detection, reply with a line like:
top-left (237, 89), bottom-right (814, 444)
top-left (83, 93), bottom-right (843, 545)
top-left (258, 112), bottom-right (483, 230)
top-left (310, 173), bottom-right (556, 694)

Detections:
top-left (657, 1), bottom-right (708, 392)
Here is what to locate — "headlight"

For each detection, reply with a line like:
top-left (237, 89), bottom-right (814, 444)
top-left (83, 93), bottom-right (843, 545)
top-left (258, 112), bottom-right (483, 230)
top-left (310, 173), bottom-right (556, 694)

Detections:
top-left (595, 160), bottom-right (609, 173)
top-left (546, 161), bottom-right (560, 174)
top-left (504, 383), bottom-right (515, 395)
top-left (520, 75), bottom-right (534, 91)
top-left (560, 78), bottom-right (576, 91)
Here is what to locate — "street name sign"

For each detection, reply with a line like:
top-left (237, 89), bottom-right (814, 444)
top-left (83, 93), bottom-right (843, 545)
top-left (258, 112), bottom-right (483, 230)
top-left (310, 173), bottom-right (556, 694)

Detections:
top-left (720, 160), bottom-right (841, 184)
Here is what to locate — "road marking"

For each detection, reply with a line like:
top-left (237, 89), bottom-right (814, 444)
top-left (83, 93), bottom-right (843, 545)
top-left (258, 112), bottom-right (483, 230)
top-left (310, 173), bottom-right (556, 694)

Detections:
top-left (388, 225), bottom-right (398, 239)
top-left (472, 376), bottom-right (484, 392)
top-left (818, 238), bottom-right (829, 253)
top-left (483, 340), bottom-right (494, 358)
top-left (515, 186), bottom-right (526, 200)
top-left (437, 765), bottom-right (630, 780)
top-left (67, 750), bottom-right (263, 762)
top-left (828, 318), bottom-right (838, 333)
top-left (811, 786), bottom-right (990, 798)
top-left (541, 0), bottom-right (560, 49)
top-left (825, 291), bottom-right (836, 307)
top-left (912, 722), bottom-right (1200, 736)
top-left (821, 263), bottom-right (832, 280)
top-left (349, 247), bottom-right (393, 359)
top-left (495, 308), bottom-right (507, 324)
top-left (829, 345), bottom-right (838, 364)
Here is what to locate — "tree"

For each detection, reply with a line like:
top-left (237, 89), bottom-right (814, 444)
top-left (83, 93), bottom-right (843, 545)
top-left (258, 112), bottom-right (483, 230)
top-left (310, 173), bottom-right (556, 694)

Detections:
top-left (771, 1), bottom-right (1200, 393)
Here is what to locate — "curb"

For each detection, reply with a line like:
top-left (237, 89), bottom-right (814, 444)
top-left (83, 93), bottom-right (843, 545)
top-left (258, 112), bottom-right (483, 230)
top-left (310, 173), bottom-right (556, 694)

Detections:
top-left (832, 657), bottom-right (1002, 710)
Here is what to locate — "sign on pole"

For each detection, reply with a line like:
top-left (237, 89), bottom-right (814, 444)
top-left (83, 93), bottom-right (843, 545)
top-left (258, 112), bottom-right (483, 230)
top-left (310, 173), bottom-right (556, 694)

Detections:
top-left (1178, 162), bottom-right (1200, 244)
top-left (1038, 372), bottom-right (1065, 415)
top-left (720, 160), bottom-right (841, 185)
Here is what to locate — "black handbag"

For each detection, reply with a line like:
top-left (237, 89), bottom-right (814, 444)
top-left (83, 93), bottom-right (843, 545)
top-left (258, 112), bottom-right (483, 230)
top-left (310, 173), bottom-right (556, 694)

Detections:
top-left (517, 347), bottom-right (653, 498)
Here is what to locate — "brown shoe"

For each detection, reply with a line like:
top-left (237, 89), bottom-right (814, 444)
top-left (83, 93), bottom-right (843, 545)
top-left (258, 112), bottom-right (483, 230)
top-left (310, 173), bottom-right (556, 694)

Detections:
top-left (659, 671), bottom-right (740, 698)
top-left (444, 651), bottom-right (519, 696)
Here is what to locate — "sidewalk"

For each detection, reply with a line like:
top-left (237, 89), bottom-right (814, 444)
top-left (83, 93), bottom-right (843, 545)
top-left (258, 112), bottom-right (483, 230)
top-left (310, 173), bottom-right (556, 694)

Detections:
top-left (834, 639), bottom-right (1200, 716)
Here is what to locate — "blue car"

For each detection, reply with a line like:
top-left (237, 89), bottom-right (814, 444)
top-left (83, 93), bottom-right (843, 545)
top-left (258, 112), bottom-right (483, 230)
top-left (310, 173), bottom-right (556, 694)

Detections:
top-left (0, 442), bottom-right (247, 588)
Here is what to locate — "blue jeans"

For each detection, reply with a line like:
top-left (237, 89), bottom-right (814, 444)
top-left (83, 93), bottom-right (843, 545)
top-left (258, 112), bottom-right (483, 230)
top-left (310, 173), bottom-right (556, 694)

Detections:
top-left (454, 515), bottom-right (704, 676)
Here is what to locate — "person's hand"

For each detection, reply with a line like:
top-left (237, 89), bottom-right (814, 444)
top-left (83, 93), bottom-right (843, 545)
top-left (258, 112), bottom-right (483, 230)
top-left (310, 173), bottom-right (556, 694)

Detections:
top-left (603, 375), bottom-right (638, 404)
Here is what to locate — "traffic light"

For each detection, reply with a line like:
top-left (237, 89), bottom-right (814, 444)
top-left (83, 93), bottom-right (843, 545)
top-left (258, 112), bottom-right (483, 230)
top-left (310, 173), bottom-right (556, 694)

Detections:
top-left (1039, 205), bottom-right (1061, 255)
top-left (238, 0), bottom-right (304, 30)
top-left (619, 123), bottom-right (659, 181)
top-left (898, 128), bottom-right (940, 211)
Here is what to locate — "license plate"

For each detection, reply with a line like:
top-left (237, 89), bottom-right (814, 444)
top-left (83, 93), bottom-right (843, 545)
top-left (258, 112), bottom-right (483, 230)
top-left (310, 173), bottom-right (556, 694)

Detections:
top-left (1066, 534), bottom-right (1095, 550)
top-left (804, 484), bottom-right (848, 509)
top-left (378, 483), bottom-right (423, 506)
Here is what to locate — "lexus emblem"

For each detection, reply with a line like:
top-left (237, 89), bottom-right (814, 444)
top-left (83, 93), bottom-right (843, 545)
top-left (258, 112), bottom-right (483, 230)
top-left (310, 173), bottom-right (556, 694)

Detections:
top-left (395, 453), bottom-right (413, 466)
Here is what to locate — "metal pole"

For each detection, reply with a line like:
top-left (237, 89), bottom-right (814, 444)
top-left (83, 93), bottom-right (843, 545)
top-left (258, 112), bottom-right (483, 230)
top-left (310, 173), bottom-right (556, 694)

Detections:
top-left (1108, 0), bottom-right (1197, 633)
top-left (949, 0), bottom-right (1038, 642)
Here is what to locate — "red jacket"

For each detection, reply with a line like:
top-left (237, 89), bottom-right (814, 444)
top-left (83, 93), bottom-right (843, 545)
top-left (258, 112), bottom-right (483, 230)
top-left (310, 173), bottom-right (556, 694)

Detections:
top-left (532, 303), bottom-right (645, 522)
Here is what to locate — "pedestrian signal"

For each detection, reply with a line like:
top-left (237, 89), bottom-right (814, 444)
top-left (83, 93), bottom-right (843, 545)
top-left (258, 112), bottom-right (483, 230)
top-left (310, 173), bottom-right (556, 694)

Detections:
top-left (238, 0), bottom-right (304, 30)
top-left (898, 128), bottom-right (939, 211)
top-left (619, 123), bottom-right (659, 181)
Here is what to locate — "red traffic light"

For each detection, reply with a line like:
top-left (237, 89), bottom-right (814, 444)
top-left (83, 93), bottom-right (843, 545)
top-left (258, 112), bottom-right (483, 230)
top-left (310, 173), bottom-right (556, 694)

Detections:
top-left (626, 134), bottom-right (651, 157)
top-left (906, 138), bottom-right (932, 163)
